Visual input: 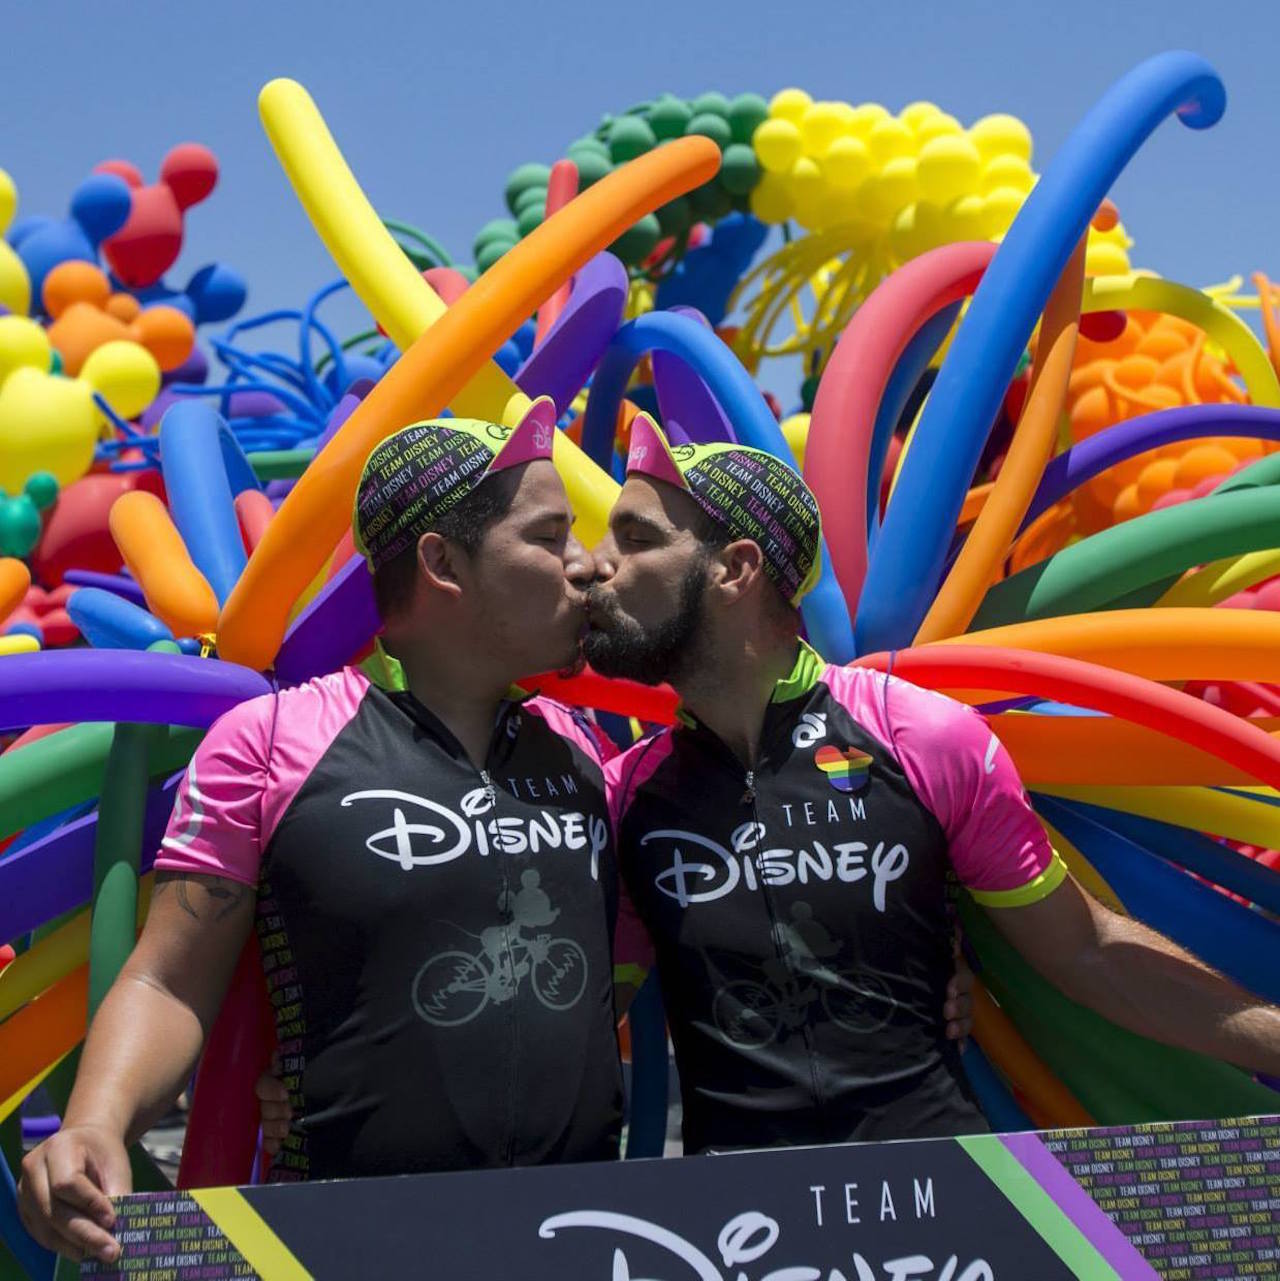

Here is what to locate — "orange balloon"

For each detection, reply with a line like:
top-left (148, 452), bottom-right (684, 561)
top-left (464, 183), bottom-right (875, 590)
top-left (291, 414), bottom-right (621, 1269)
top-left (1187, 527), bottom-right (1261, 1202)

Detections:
top-left (1135, 328), bottom-right (1188, 362)
top-left (0, 557), bottom-right (31, 624)
top-left (1113, 354), bottom-right (1158, 390)
top-left (1112, 482), bottom-right (1143, 523)
top-left (109, 490), bottom-right (219, 637)
top-left (0, 964), bottom-right (87, 1106)
top-left (218, 136), bottom-right (722, 671)
top-left (1174, 444), bottom-right (1239, 490)
top-left (1068, 384), bottom-right (1114, 439)
top-left (1135, 456), bottom-right (1179, 509)
top-left (41, 260), bottom-right (110, 316)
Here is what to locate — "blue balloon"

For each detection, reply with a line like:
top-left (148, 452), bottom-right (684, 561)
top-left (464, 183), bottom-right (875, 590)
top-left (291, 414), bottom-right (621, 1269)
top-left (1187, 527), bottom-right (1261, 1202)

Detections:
top-left (1, 1150), bottom-right (55, 1281)
top-left (857, 52), bottom-right (1226, 653)
top-left (654, 213), bottom-right (768, 325)
top-left (581, 310), bottom-right (855, 660)
top-left (961, 1041), bottom-right (1033, 1133)
top-left (159, 402), bottom-right (258, 605)
top-left (67, 588), bottom-right (174, 651)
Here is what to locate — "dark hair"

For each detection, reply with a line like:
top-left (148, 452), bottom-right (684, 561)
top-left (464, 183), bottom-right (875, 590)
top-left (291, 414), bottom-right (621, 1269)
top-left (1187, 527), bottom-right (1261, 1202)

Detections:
top-left (688, 500), bottom-right (798, 630)
top-left (371, 468), bottom-right (521, 620)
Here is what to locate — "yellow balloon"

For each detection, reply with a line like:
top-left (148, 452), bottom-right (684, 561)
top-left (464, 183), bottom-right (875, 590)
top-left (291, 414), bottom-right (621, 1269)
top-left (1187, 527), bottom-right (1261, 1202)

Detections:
top-left (780, 412), bottom-right (810, 468)
top-left (1085, 238), bottom-right (1132, 277)
top-left (969, 113), bottom-right (1033, 163)
top-left (983, 186), bottom-right (1025, 237)
top-left (788, 157), bottom-right (828, 230)
top-left (80, 340), bottom-right (161, 421)
top-left (847, 103), bottom-right (891, 138)
top-left (0, 368), bottom-right (97, 490)
top-left (867, 116), bottom-right (916, 164)
top-left (749, 171), bottom-right (795, 224)
top-left (942, 193), bottom-right (988, 241)
top-left (821, 135), bottom-right (872, 190)
top-left (0, 170), bottom-right (29, 318)
top-left (914, 111), bottom-right (962, 144)
top-left (916, 134), bottom-right (982, 205)
top-left (799, 101), bottom-right (847, 157)
top-left (981, 153), bottom-right (1035, 196)
top-left (754, 117), bottom-right (803, 174)
top-left (769, 88), bottom-right (812, 123)
top-left (862, 156), bottom-right (918, 221)
top-left (899, 101), bottom-right (942, 131)
top-left (0, 315), bottom-right (51, 384)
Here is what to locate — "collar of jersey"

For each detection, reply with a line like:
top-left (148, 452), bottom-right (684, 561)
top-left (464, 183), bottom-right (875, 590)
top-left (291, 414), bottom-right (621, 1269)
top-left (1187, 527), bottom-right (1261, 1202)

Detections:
top-left (673, 639), bottom-right (825, 730)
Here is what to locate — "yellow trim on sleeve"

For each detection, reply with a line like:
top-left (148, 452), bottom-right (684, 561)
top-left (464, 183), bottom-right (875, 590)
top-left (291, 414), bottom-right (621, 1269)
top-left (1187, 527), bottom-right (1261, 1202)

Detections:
top-left (969, 846), bottom-right (1068, 909)
top-left (613, 962), bottom-right (650, 990)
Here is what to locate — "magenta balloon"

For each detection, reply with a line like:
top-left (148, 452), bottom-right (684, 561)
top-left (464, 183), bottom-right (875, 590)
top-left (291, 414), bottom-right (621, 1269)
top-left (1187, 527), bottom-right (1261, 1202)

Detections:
top-left (275, 556), bottom-right (379, 686)
top-left (514, 252), bottom-right (628, 415)
top-left (0, 651), bottom-right (270, 732)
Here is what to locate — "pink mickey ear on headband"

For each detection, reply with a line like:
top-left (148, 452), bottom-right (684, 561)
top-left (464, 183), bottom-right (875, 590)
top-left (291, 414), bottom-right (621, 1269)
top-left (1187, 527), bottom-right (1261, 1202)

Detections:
top-left (491, 396), bottom-right (558, 472)
top-left (625, 413), bottom-right (687, 490)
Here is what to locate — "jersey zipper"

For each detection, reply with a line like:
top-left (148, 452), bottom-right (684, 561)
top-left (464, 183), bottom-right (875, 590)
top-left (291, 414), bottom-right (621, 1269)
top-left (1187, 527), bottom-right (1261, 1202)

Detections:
top-left (482, 712), bottom-right (522, 1167)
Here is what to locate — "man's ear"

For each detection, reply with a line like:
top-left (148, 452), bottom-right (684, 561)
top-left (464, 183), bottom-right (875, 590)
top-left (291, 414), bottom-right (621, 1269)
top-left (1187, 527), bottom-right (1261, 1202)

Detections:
top-left (417, 531), bottom-right (465, 599)
top-left (715, 539), bottom-right (767, 604)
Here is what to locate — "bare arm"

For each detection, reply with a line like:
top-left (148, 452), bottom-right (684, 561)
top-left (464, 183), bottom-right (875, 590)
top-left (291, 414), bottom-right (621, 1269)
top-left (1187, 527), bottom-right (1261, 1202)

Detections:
top-left (987, 873), bottom-right (1280, 1075)
top-left (19, 871), bottom-right (253, 1263)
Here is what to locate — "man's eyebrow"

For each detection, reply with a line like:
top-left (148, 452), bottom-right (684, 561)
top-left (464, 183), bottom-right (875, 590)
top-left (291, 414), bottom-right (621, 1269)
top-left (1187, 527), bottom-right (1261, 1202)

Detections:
top-left (525, 506), bottom-right (572, 525)
top-left (613, 511), bottom-right (667, 536)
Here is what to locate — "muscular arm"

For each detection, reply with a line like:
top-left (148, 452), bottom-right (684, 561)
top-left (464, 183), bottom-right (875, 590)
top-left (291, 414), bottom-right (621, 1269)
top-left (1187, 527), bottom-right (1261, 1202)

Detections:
top-left (64, 872), bottom-right (254, 1143)
top-left (987, 874), bottom-right (1280, 1075)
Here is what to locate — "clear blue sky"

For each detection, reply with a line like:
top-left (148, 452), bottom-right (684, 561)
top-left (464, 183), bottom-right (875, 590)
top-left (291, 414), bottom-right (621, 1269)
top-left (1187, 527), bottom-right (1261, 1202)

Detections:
top-left (4, 0), bottom-right (1276, 390)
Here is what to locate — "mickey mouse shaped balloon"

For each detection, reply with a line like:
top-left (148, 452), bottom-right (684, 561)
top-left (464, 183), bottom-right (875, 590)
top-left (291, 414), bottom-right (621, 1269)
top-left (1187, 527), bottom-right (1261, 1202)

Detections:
top-left (6, 172), bottom-right (132, 307)
top-left (95, 144), bottom-right (218, 288)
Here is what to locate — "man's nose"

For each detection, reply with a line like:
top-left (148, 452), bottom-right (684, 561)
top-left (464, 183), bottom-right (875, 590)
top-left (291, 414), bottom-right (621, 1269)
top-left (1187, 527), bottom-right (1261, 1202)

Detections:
top-left (591, 534), bottom-right (617, 582)
top-left (564, 534), bottom-right (595, 589)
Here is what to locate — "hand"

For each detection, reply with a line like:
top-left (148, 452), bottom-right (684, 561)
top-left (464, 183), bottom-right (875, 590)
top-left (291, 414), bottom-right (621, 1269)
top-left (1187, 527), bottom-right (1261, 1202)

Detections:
top-left (18, 1124), bottom-right (132, 1264)
top-left (255, 1054), bottom-right (293, 1157)
top-left (944, 937), bottom-right (975, 1046)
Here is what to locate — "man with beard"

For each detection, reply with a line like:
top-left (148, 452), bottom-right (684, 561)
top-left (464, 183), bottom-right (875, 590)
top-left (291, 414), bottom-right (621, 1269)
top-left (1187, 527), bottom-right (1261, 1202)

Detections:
top-left (587, 415), bottom-right (1280, 1156)
top-left (18, 404), bottom-right (648, 1265)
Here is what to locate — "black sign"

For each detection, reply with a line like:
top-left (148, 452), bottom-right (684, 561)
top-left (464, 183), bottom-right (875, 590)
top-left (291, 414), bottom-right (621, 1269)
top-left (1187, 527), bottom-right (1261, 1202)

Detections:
top-left (83, 1115), bottom-right (1280, 1279)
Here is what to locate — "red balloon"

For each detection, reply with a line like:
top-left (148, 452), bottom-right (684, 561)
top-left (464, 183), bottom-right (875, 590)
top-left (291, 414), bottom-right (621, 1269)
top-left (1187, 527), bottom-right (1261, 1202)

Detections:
top-left (31, 470), bottom-right (164, 587)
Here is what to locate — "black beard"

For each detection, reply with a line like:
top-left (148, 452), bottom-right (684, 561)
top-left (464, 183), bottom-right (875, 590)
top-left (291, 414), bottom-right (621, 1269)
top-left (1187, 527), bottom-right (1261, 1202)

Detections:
top-left (583, 561), bottom-right (707, 685)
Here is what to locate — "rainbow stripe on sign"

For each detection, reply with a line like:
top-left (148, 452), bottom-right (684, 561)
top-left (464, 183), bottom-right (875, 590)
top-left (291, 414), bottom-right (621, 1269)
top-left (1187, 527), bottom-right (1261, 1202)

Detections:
top-left (813, 745), bottom-right (872, 793)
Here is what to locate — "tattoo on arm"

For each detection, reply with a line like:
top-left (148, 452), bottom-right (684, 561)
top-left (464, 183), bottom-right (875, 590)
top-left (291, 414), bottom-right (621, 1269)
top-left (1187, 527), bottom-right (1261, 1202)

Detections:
top-left (154, 873), bottom-right (250, 922)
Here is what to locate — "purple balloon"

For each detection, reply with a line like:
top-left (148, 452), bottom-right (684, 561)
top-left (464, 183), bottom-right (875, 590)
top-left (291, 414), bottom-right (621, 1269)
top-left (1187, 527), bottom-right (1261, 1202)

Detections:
top-left (226, 389), bottom-right (287, 419)
top-left (1023, 405), bottom-right (1280, 531)
top-left (141, 386), bottom-right (184, 431)
top-left (162, 345), bottom-right (209, 387)
top-left (653, 306), bottom-right (737, 446)
top-left (314, 379), bottom-right (374, 453)
top-left (0, 777), bottom-right (176, 943)
top-left (275, 555), bottom-right (379, 686)
top-left (515, 253), bottom-right (628, 415)
top-left (0, 651), bottom-right (270, 733)
top-left (61, 571), bottom-right (148, 606)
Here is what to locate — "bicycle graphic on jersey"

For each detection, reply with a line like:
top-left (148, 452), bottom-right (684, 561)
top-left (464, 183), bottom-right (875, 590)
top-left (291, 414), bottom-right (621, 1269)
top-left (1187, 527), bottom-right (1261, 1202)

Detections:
top-left (412, 870), bottom-right (589, 1027)
top-left (709, 901), bottom-right (897, 1049)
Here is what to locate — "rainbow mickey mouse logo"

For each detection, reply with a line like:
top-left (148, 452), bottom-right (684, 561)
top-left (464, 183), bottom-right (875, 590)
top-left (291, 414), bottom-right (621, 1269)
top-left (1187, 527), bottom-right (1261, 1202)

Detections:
top-left (813, 744), bottom-right (872, 793)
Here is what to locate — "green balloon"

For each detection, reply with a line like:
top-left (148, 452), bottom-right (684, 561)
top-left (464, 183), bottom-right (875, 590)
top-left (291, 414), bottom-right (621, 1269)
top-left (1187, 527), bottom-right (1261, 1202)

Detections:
top-left (23, 470), bottom-right (58, 512)
top-left (49, 349), bottom-right (63, 376)
top-left (727, 93), bottom-right (769, 144)
top-left (475, 238), bottom-right (514, 274)
top-left (684, 112), bottom-right (732, 151)
top-left (719, 143), bottom-right (761, 196)
top-left (971, 485), bottom-right (1280, 630)
top-left (503, 162), bottom-right (552, 215)
top-left (655, 196), bottom-right (693, 237)
top-left (516, 204), bottom-right (544, 238)
top-left (609, 213), bottom-right (661, 265)
top-left (473, 217), bottom-right (518, 254)
top-left (512, 186), bottom-right (548, 217)
top-left (566, 144), bottom-right (612, 189)
top-left (801, 374), bottom-right (821, 413)
top-left (0, 498), bottom-right (40, 556)
top-left (607, 115), bottom-right (657, 164)
top-left (690, 91), bottom-right (730, 118)
top-left (647, 95), bottom-right (692, 141)
top-left (568, 134), bottom-right (610, 158)
top-left (687, 180), bottom-right (732, 222)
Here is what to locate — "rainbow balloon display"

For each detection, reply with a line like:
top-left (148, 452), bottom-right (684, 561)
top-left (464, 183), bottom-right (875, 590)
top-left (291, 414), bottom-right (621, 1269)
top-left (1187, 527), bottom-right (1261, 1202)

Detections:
top-left (2, 52), bottom-right (1279, 1278)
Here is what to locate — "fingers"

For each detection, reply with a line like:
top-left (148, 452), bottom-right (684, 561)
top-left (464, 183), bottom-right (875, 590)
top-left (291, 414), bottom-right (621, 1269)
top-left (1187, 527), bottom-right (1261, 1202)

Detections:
top-left (255, 1072), bottom-right (289, 1103)
top-left (18, 1148), bottom-right (120, 1265)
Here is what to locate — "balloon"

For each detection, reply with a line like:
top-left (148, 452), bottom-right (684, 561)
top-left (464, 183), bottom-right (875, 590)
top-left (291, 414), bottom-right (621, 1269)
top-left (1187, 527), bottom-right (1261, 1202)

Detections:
top-left (859, 53), bottom-right (1226, 652)
top-left (853, 645), bottom-right (1280, 790)
top-left (110, 490), bottom-right (219, 637)
top-left (274, 554), bottom-right (379, 686)
top-left (97, 145), bottom-right (219, 288)
top-left (219, 89), bottom-right (718, 671)
top-left (0, 168), bottom-right (30, 317)
top-left (0, 558), bottom-right (30, 624)
top-left (159, 402), bottom-right (254, 605)
top-left (804, 242), bottom-right (994, 610)
top-left (68, 587), bottom-right (174, 650)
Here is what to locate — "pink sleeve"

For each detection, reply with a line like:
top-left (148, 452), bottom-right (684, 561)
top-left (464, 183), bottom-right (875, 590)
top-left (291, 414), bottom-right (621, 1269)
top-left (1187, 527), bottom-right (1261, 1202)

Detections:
top-left (826, 668), bottom-right (1065, 906)
top-left (155, 694), bottom-right (274, 889)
